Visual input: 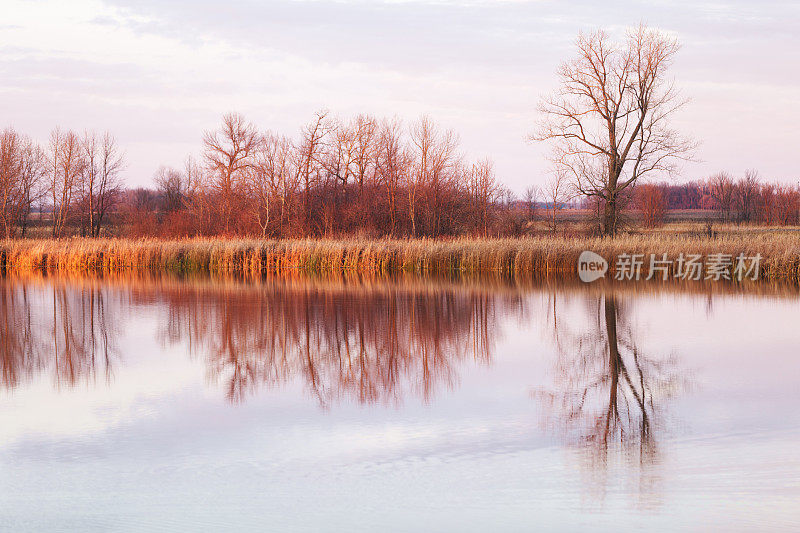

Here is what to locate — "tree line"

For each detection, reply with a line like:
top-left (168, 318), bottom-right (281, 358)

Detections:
top-left (0, 127), bottom-right (123, 239)
top-left (1, 112), bottom-right (529, 239)
top-left (1, 111), bottom-right (798, 240)
top-left (140, 112), bottom-right (515, 238)
top-left (631, 171), bottom-right (800, 227)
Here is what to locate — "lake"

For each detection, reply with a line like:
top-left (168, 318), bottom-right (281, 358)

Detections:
top-left (1, 275), bottom-right (798, 531)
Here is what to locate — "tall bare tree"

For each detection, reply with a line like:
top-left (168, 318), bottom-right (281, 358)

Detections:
top-left (249, 133), bottom-right (296, 237)
top-left (534, 24), bottom-right (695, 236)
top-left (375, 118), bottom-right (408, 236)
top-left (183, 156), bottom-right (211, 235)
top-left (297, 110), bottom-right (330, 233)
top-left (409, 115), bottom-right (460, 237)
top-left (18, 139), bottom-right (46, 237)
top-left (81, 131), bottom-right (124, 237)
top-left (0, 128), bottom-right (25, 238)
top-left (203, 113), bottom-right (260, 234)
top-left (0, 129), bottom-right (45, 238)
top-left (48, 129), bottom-right (84, 238)
top-left (733, 169), bottom-right (760, 223)
top-left (352, 114), bottom-right (378, 196)
top-left (469, 158), bottom-right (499, 237)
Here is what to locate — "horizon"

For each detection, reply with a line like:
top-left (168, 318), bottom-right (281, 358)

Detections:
top-left (2, 0), bottom-right (799, 193)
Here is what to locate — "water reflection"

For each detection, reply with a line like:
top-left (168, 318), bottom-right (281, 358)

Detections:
top-left (537, 292), bottom-right (689, 505)
top-left (542, 294), bottom-right (684, 444)
top-left (151, 281), bottom-right (520, 405)
top-left (0, 276), bottom-right (695, 417)
top-left (0, 280), bottom-right (119, 390)
top-left (2, 275), bottom-right (798, 529)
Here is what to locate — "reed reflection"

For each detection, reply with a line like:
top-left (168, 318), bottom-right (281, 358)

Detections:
top-left (154, 281), bottom-right (519, 405)
top-left (0, 280), bottom-right (119, 390)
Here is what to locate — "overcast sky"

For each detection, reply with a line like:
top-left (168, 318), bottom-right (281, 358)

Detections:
top-left (1, 0), bottom-right (798, 191)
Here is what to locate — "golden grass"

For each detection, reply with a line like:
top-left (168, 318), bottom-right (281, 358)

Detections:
top-left (1, 233), bottom-right (799, 282)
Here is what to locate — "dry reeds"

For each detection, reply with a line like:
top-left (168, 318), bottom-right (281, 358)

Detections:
top-left (1, 234), bottom-right (799, 282)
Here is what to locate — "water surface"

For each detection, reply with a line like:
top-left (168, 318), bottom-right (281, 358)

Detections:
top-left (1, 276), bottom-right (799, 531)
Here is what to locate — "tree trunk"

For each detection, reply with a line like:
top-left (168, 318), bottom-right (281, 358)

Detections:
top-left (603, 196), bottom-right (618, 237)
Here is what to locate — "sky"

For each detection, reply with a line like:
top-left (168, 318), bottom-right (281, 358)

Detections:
top-left (1, 0), bottom-right (798, 192)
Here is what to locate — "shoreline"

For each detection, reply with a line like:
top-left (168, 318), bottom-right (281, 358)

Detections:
top-left (1, 235), bottom-right (799, 282)
top-left (0, 233), bottom-right (800, 282)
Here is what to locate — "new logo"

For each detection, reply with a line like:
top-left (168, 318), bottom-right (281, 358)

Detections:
top-left (578, 251), bottom-right (608, 283)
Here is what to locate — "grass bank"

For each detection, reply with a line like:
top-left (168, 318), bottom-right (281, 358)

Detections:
top-left (1, 234), bottom-right (799, 282)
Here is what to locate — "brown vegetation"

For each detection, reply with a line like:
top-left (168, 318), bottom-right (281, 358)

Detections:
top-left (1, 234), bottom-right (799, 282)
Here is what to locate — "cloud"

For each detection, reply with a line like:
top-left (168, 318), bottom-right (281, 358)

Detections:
top-left (1, 0), bottom-right (799, 187)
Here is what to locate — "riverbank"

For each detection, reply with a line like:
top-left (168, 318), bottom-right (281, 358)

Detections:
top-left (1, 234), bottom-right (799, 281)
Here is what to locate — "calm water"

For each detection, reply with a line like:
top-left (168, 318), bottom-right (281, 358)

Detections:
top-left (0, 276), bottom-right (799, 532)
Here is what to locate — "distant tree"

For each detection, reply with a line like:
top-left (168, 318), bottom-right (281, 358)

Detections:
top-left (534, 24), bottom-right (695, 236)
top-left (524, 185), bottom-right (539, 224)
top-left (774, 186), bottom-right (800, 226)
top-left (544, 171), bottom-right (571, 233)
top-left (468, 158), bottom-right (499, 236)
top-left (635, 183), bottom-right (667, 227)
top-left (708, 172), bottom-right (735, 222)
top-left (154, 166), bottom-right (186, 214)
top-left (733, 169), bottom-right (760, 223)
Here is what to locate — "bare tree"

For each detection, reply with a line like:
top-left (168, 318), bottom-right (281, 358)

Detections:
top-left (0, 128), bottom-right (25, 238)
top-left (154, 166), bottom-right (186, 214)
top-left (733, 169), bottom-right (760, 224)
top-left (249, 133), bottom-right (296, 237)
top-left (375, 118), bottom-right (408, 236)
top-left (183, 156), bottom-right (210, 235)
top-left (635, 183), bottom-right (667, 228)
top-left (469, 158), bottom-right (499, 236)
top-left (203, 113), bottom-right (260, 234)
top-left (81, 131), bottom-right (124, 237)
top-left (0, 129), bottom-right (46, 238)
top-left (409, 115), bottom-right (460, 237)
top-left (352, 114), bottom-right (378, 196)
top-left (544, 171), bottom-right (571, 233)
top-left (48, 129), bottom-right (84, 238)
top-left (297, 110), bottom-right (330, 233)
top-left (18, 139), bottom-right (46, 237)
top-left (524, 185), bottom-right (539, 225)
top-left (534, 24), bottom-right (695, 236)
top-left (708, 171), bottom-right (735, 222)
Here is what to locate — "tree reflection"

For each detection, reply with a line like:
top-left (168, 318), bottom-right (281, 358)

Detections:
top-left (537, 292), bottom-right (686, 472)
top-left (0, 280), bottom-right (118, 390)
top-left (154, 281), bottom-right (512, 405)
top-left (0, 277), bottom-right (514, 404)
